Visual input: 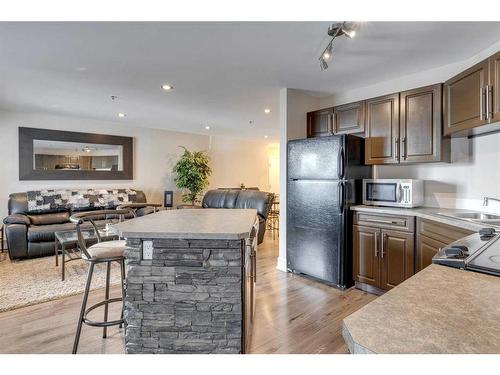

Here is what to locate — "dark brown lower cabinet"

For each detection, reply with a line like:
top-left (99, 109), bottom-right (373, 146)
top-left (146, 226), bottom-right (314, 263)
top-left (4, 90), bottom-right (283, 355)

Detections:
top-left (353, 225), bottom-right (380, 287)
top-left (380, 229), bottom-right (414, 290)
top-left (353, 212), bottom-right (415, 293)
top-left (416, 234), bottom-right (446, 273)
top-left (416, 218), bottom-right (473, 272)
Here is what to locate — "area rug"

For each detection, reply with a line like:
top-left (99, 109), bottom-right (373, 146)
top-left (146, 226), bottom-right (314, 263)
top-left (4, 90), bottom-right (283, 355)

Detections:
top-left (0, 252), bottom-right (121, 313)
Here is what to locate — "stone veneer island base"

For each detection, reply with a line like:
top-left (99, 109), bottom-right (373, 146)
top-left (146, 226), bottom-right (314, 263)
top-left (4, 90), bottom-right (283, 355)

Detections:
top-left (113, 209), bottom-right (258, 354)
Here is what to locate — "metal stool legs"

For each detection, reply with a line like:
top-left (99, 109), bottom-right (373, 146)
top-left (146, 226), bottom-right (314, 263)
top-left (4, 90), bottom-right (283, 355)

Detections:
top-left (73, 262), bottom-right (95, 354)
top-left (72, 259), bottom-right (126, 354)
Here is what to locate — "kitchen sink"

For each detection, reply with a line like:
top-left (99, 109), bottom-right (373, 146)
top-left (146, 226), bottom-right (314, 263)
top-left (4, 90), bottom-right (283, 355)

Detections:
top-left (436, 211), bottom-right (500, 225)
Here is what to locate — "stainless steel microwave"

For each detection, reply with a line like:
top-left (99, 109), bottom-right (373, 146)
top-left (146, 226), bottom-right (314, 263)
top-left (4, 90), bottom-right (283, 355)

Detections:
top-left (362, 179), bottom-right (424, 208)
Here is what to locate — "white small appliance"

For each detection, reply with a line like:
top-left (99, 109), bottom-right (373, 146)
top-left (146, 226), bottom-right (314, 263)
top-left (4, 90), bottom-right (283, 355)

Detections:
top-left (362, 179), bottom-right (424, 208)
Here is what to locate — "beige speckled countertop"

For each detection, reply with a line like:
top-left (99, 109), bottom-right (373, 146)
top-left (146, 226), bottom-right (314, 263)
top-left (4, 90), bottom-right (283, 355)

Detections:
top-left (343, 264), bottom-right (500, 354)
top-left (351, 205), bottom-right (498, 232)
top-left (112, 208), bottom-right (257, 240)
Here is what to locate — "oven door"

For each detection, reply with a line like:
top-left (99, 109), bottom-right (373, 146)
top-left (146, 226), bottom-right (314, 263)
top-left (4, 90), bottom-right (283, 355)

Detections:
top-left (363, 181), bottom-right (402, 206)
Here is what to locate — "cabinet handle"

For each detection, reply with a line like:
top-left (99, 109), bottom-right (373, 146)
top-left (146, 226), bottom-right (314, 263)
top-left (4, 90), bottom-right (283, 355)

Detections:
top-left (402, 137), bottom-right (407, 160)
top-left (486, 85), bottom-right (490, 120)
top-left (333, 113), bottom-right (338, 134)
top-left (365, 218), bottom-right (399, 225)
top-left (381, 233), bottom-right (386, 259)
top-left (328, 114), bottom-right (334, 134)
top-left (487, 85), bottom-right (493, 120)
top-left (374, 231), bottom-right (379, 258)
top-left (480, 87), bottom-right (486, 120)
top-left (394, 137), bottom-right (399, 160)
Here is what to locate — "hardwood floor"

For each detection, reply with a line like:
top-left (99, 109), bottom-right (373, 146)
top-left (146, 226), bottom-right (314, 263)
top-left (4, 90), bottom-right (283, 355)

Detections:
top-left (0, 232), bottom-right (376, 354)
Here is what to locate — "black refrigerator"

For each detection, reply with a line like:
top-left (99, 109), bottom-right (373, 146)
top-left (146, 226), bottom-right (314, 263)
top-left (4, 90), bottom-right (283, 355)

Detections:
top-left (286, 135), bottom-right (371, 289)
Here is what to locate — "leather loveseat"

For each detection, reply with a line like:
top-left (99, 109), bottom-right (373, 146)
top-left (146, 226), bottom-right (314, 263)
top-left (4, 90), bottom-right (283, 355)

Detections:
top-left (201, 189), bottom-right (274, 244)
top-left (3, 189), bottom-right (148, 260)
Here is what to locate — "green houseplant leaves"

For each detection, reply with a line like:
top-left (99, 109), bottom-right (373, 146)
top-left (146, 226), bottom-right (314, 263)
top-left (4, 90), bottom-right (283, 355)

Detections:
top-left (173, 146), bottom-right (212, 205)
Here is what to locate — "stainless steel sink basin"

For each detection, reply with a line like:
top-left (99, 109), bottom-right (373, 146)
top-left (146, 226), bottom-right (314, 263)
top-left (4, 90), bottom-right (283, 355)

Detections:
top-left (436, 211), bottom-right (500, 225)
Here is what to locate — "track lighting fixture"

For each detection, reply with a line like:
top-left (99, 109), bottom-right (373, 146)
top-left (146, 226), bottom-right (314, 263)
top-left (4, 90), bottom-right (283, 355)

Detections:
top-left (323, 43), bottom-right (333, 61)
top-left (319, 58), bottom-right (329, 71)
top-left (318, 22), bottom-right (356, 71)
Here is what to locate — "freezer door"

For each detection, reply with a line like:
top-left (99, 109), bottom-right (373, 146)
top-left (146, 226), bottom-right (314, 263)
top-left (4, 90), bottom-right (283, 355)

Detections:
top-left (288, 136), bottom-right (343, 180)
top-left (287, 179), bottom-right (345, 284)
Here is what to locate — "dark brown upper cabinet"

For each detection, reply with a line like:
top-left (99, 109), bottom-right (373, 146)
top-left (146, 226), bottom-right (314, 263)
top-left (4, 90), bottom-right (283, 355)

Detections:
top-left (307, 108), bottom-right (334, 138)
top-left (444, 51), bottom-right (500, 136)
top-left (334, 101), bottom-right (365, 135)
top-left (444, 59), bottom-right (490, 135)
top-left (365, 93), bottom-right (400, 164)
top-left (400, 84), bottom-right (449, 163)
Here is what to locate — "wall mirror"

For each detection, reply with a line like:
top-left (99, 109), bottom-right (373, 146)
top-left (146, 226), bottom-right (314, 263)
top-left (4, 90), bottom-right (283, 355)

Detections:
top-left (19, 127), bottom-right (133, 180)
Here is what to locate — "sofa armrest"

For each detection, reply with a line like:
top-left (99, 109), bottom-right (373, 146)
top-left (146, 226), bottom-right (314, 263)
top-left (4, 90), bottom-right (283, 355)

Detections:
top-left (3, 213), bottom-right (30, 225)
top-left (4, 223), bottom-right (29, 260)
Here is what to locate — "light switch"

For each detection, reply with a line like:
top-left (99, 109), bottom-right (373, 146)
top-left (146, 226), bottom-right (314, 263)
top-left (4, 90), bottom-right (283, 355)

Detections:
top-left (143, 240), bottom-right (153, 260)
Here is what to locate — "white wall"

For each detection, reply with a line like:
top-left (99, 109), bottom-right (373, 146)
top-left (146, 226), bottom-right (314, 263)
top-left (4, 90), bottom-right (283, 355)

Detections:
top-left (207, 135), bottom-right (272, 191)
top-left (277, 88), bottom-right (320, 272)
top-left (0, 110), bottom-right (274, 219)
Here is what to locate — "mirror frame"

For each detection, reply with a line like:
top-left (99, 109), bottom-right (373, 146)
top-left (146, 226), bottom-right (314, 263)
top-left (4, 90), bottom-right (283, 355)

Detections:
top-left (19, 127), bottom-right (133, 180)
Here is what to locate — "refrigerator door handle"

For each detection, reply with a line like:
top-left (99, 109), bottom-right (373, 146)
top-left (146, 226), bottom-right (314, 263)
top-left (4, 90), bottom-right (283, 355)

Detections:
top-left (337, 146), bottom-right (345, 179)
top-left (338, 181), bottom-right (345, 212)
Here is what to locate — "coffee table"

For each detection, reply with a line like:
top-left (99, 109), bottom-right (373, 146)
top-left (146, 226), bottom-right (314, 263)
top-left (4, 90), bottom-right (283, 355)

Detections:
top-left (54, 227), bottom-right (118, 281)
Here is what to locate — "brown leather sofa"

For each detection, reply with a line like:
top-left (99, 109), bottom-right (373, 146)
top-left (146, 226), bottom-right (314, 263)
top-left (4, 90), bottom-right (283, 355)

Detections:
top-left (201, 189), bottom-right (274, 244)
top-left (3, 189), bottom-right (148, 260)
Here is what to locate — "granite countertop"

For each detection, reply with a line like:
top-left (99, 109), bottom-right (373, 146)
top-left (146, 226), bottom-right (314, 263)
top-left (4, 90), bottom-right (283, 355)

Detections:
top-left (343, 264), bottom-right (500, 354)
top-left (112, 208), bottom-right (257, 240)
top-left (351, 205), bottom-right (498, 232)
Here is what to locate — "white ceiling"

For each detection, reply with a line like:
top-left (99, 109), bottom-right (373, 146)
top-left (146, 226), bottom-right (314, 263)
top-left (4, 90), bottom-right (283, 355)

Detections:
top-left (1, 22), bottom-right (500, 140)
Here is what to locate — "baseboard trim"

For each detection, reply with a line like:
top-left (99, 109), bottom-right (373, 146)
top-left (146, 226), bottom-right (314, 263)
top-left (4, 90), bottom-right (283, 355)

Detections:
top-left (276, 256), bottom-right (287, 272)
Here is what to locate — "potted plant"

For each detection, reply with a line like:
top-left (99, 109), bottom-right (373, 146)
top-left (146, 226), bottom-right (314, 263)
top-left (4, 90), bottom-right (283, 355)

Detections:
top-left (173, 146), bottom-right (212, 207)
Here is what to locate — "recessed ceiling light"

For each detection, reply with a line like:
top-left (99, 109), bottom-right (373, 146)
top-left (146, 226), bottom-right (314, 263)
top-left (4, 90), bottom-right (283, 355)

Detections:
top-left (205, 125), bottom-right (211, 130)
top-left (264, 109), bottom-right (271, 114)
top-left (118, 113), bottom-right (126, 118)
top-left (264, 135), bottom-right (269, 139)
top-left (161, 84), bottom-right (174, 91)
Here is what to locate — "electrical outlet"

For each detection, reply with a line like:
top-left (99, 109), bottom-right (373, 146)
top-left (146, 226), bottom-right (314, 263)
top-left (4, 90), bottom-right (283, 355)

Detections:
top-left (142, 240), bottom-right (153, 260)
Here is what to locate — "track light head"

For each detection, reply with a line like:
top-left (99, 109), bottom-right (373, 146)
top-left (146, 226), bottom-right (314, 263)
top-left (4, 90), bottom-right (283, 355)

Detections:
top-left (342, 27), bottom-right (356, 38)
top-left (323, 43), bottom-right (333, 61)
top-left (327, 22), bottom-right (356, 39)
top-left (319, 58), bottom-right (328, 71)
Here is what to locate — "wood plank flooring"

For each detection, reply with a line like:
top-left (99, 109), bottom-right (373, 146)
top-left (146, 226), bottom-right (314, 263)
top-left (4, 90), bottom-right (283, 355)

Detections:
top-left (0, 233), bottom-right (376, 354)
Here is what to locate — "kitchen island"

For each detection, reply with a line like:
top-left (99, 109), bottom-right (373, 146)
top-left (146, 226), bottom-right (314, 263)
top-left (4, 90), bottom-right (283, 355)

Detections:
top-left (112, 208), bottom-right (258, 354)
top-left (342, 264), bottom-right (500, 353)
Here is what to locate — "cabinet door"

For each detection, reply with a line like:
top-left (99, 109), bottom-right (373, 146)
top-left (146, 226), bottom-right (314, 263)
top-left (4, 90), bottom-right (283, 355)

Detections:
top-left (334, 101), bottom-right (365, 134)
top-left (380, 229), bottom-right (414, 290)
top-left (353, 225), bottom-right (380, 287)
top-left (365, 93), bottom-right (400, 164)
top-left (490, 52), bottom-right (500, 123)
top-left (307, 109), bottom-right (334, 138)
top-left (416, 234), bottom-right (446, 273)
top-left (400, 84), bottom-right (445, 163)
top-left (443, 59), bottom-right (489, 135)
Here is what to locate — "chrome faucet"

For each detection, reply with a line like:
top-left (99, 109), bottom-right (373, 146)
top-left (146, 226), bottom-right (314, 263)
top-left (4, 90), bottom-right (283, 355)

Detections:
top-left (483, 196), bottom-right (500, 206)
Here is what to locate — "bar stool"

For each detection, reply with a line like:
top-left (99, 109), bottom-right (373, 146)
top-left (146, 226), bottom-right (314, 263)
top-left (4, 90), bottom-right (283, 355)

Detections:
top-left (70, 208), bottom-right (131, 354)
top-left (117, 202), bottom-right (162, 217)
